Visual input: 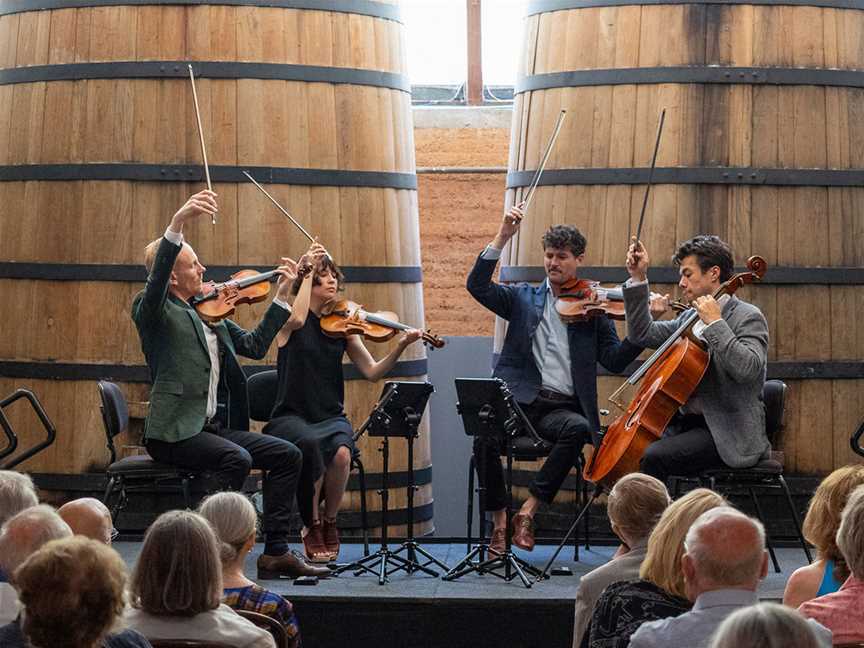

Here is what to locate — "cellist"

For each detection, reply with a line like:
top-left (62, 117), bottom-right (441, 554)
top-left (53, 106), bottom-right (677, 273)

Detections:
top-left (623, 235), bottom-right (770, 482)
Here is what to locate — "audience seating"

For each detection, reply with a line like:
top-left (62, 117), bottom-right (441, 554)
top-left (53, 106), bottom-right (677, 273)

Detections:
top-left (149, 641), bottom-right (234, 648)
top-left (236, 609), bottom-right (288, 648)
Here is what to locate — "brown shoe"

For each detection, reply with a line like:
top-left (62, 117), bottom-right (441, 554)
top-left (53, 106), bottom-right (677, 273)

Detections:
top-left (302, 521), bottom-right (331, 563)
top-left (489, 527), bottom-right (506, 554)
top-left (257, 550), bottom-right (331, 579)
top-left (322, 517), bottom-right (340, 560)
top-left (512, 514), bottom-right (536, 551)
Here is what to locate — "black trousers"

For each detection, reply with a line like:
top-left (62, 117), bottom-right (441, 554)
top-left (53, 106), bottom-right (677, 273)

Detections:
top-left (639, 414), bottom-right (725, 484)
top-left (473, 393), bottom-right (590, 512)
top-left (146, 423), bottom-right (302, 544)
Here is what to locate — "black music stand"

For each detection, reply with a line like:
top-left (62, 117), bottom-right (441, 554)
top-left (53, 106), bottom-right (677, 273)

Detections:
top-left (443, 378), bottom-right (546, 588)
top-left (334, 381), bottom-right (446, 585)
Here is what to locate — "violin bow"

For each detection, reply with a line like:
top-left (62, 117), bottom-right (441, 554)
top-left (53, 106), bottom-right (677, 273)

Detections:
top-left (521, 109), bottom-right (566, 212)
top-left (632, 108), bottom-right (666, 245)
top-left (188, 65), bottom-right (216, 226)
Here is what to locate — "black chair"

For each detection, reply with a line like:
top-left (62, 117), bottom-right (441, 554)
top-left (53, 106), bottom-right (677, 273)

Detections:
top-left (98, 380), bottom-right (202, 519)
top-left (669, 379), bottom-right (812, 572)
top-left (466, 436), bottom-right (591, 560)
top-left (236, 609), bottom-right (289, 648)
top-left (246, 369), bottom-right (369, 555)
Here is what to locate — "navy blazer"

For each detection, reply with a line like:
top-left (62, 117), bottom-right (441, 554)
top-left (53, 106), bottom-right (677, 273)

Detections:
top-left (467, 254), bottom-right (642, 432)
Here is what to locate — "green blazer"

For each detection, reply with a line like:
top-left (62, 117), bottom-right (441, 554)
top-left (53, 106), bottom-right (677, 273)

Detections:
top-left (131, 237), bottom-right (289, 443)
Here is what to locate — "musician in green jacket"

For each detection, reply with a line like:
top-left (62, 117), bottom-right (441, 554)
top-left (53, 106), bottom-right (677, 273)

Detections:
top-left (132, 189), bottom-right (328, 579)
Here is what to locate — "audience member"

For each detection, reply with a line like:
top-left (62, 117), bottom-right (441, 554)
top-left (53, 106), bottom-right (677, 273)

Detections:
top-left (799, 483), bottom-right (864, 644)
top-left (585, 488), bottom-right (726, 648)
top-left (59, 497), bottom-right (116, 544)
top-left (709, 602), bottom-right (827, 648)
top-left (784, 464), bottom-right (864, 608)
top-left (124, 510), bottom-right (276, 648)
top-left (0, 536), bottom-right (151, 648)
top-left (0, 505), bottom-right (71, 626)
top-left (571, 473), bottom-right (670, 647)
top-left (199, 491), bottom-right (302, 647)
top-left (0, 471), bottom-right (38, 529)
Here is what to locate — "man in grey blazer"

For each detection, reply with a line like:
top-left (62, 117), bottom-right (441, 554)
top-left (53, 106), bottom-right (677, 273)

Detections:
top-left (572, 473), bottom-right (670, 647)
top-left (622, 235), bottom-right (770, 481)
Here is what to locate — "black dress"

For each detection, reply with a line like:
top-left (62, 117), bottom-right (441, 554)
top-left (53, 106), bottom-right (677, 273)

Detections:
top-left (263, 312), bottom-right (356, 527)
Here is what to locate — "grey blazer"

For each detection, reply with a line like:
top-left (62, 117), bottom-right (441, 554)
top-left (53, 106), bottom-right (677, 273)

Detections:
top-left (621, 282), bottom-right (769, 468)
top-left (572, 543), bottom-right (648, 648)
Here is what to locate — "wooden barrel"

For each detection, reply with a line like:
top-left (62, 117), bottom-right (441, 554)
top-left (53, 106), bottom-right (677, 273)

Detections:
top-left (501, 0), bottom-right (864, 487)
top-left (0, 0), bottom-right (433, 535)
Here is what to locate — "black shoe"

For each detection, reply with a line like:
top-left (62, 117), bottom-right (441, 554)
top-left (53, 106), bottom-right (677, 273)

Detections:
top-left (257, 549), bottom-right (332, 579)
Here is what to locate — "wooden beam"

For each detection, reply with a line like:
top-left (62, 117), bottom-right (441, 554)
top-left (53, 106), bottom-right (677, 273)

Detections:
top-left (466, 0), bottom-right (483, 104)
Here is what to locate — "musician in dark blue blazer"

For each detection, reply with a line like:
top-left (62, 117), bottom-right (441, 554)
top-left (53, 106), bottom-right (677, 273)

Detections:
top-left (466, 205), bottom-right (643, 552)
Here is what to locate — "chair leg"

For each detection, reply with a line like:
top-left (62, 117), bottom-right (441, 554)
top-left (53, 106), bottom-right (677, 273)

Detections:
top-left (181, 476), bottom-right (192, 510)
top-left (467, 455), bottom-right (475, 553)
top-left (355, 459), bottom-right (370, 557)
top-left (778, 474), bottom-right (813, 564)
top-left (104, 475), bottom-right (122, 520)
top-left (573, 470), bottom-right (581, 562)
top-left (748, 486), bottom-right (781, 573)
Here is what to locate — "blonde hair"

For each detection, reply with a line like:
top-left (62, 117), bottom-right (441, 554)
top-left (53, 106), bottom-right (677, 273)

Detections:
top-left (131, 510), bottom-right (222, 616)
top-left (802, 464), bottom-right (864, 583)
top-left (607, 473), bottom-right (670, 542)
top-left (198, 491), bottom-right (258, 564)
top-left (837, 484), bottom-right (864, 579)
top-left (640, 488), bottom-right (727, 599)
top-left (16, 536), bottom-right (127, 648)
top-left (709, 603), bottom-right (823, 648)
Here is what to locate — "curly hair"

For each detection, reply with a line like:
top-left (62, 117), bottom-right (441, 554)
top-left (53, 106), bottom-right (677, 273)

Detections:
top-left (673, 235), bottom-right (734, 282)
top-left (15, 536), bottom-right (127, 648)
top-left (291, 255), bottom-right (345, 296)
top-left (541, 225), bottom-right (587, 257)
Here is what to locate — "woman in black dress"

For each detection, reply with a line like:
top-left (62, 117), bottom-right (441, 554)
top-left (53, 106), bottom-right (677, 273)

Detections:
top-left (264, 245), bottom-right (423, 562)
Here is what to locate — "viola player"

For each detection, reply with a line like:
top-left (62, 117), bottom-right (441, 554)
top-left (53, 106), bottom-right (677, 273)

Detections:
top-left (465, 205), bottom-right (643, 553)
top-left (132, 190), bottom-right (329, 580)
top-left (263, 249), bottom-right (424, 563)
top-left (623, 235), bottom-right (770, 482)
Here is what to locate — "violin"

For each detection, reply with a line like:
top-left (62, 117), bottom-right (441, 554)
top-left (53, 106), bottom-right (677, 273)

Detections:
top-left (555, 279), bottom-right (688, 323)
top-left (320, 300), bottom-right (445, 349)
top-left (191, 269), bottom-right (283, 323)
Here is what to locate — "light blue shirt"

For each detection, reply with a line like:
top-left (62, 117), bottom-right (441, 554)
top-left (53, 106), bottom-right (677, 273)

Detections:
top-left (481, 245), bottom-right (573, 396)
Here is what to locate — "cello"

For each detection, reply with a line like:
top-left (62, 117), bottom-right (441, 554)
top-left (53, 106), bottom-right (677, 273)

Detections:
top-left (583, 255), bottom-right (768, 487)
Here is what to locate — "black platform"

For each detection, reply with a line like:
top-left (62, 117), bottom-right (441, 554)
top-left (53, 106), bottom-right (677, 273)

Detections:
top-left (114, 541), bottom-right (804, 648)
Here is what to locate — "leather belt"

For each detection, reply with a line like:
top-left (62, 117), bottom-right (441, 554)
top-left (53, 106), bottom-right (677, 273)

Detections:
top-left (538, 389), bottom-right (574, 402)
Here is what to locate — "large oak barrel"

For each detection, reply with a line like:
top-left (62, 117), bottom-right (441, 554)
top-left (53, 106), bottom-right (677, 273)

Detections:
top-left (501, 0), bottom-right (864, 496)
top-left (0, 0), bottom-right (433, 535)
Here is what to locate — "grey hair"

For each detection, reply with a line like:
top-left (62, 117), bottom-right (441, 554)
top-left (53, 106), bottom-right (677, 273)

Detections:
top-left (684, 506), bottom-right (765, 587)
top-left (0, 504), bottom-right (72, 575)
top-left (837, 484), bottom-right (864, 579)
top-left (709, 602), bottom-right (823, 648)
top-left (607, 473), bottom-right (671, 542)
top-left (0, 470), bottom-right (38, 528)
top-left (198, 491), bottom-right (258, 564)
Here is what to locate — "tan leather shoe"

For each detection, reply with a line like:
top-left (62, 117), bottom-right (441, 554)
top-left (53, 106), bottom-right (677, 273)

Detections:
top-left (322, 517), bottom-right (340, 560)
top-left (257, 550), bottom-right (331, 579)
top-left (489, 527), bottom-right (506, 554)
top-left (511, 513), bottom-right (536, 551)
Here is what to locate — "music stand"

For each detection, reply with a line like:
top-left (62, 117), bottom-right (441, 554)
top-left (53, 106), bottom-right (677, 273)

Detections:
top-left (443, 378), bottom-right (545, 588)
top-left (334, 381), bottom-right (446, 585)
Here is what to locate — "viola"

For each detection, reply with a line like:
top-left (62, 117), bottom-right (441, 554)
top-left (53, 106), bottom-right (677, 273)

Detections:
top-left (555, 278), bottom-right (626, 322)
top-left (191, 269), bottom-right (283, 323)
top-left (583, 256), bottom-right (767, 487)
top-left (320, 300), bottom-right (445, 349)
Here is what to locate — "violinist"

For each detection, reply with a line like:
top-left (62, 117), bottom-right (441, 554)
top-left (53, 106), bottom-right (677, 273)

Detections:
top-left (466, 205), bottom-right (643, 553)
top-left (623, 235), bottom-right (770, 483)
top-left (263, 248), bottom-right (424, 563)
top-left (132, 190), bottom-right (329, 580)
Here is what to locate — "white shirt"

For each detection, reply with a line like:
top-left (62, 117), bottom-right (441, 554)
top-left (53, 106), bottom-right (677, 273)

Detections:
top-left (0, 582), bottom-right (19, 626)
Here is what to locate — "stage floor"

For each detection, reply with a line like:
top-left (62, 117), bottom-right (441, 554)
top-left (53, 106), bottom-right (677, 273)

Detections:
top-left (115, 541), bottom-right (808, 647)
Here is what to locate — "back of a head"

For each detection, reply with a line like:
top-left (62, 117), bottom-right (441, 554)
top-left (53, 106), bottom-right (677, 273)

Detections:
top-left (607, 473), bottom-right (671, 544)
top-left (0, 470), bottom-right (38, 528)
top-left (15, 536), bottom-right (127, 648)
top-left (709, 602), bottom-right (823, 648)
top-left (836, 483), bottom-right (864, 580)
top-left (0, 504), bottom-right (71, 575)
top-left (684, 506), bottom-right (766, 589)
top-left (58, 497), bottom-right (113, 544)
top-left (198, 491), bottom-right (258, 565)
top-left (132, 509), bottom-right (222, 616)
top-left (640, 488), bottom-right (727, 599)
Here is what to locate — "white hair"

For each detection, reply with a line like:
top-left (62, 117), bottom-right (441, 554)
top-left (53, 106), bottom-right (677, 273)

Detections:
top-left (0, 470), bottom-right (38, 527)
top-left (198, 491), bottom-right (258, 564)
top-left (837, 484), bottom-right (864, 579)
top-left (0, 504), bottom-right (72, 575)
top-left (709, 602), bottom-right (823, 648)
top-left (684, 506), bottom-right (766, 586)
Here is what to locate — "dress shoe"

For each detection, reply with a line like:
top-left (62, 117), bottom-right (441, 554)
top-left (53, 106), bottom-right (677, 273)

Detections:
top-left (302, 521), bottom-right (332, 563)
top-left (511, 513), bottom-right (536, 551)
top-left (489, 527), bottom-right (506, 554)
top-left (322, 517), bottom-right (340, 560)
top-left (257, 550), bottom-right (331, 579)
